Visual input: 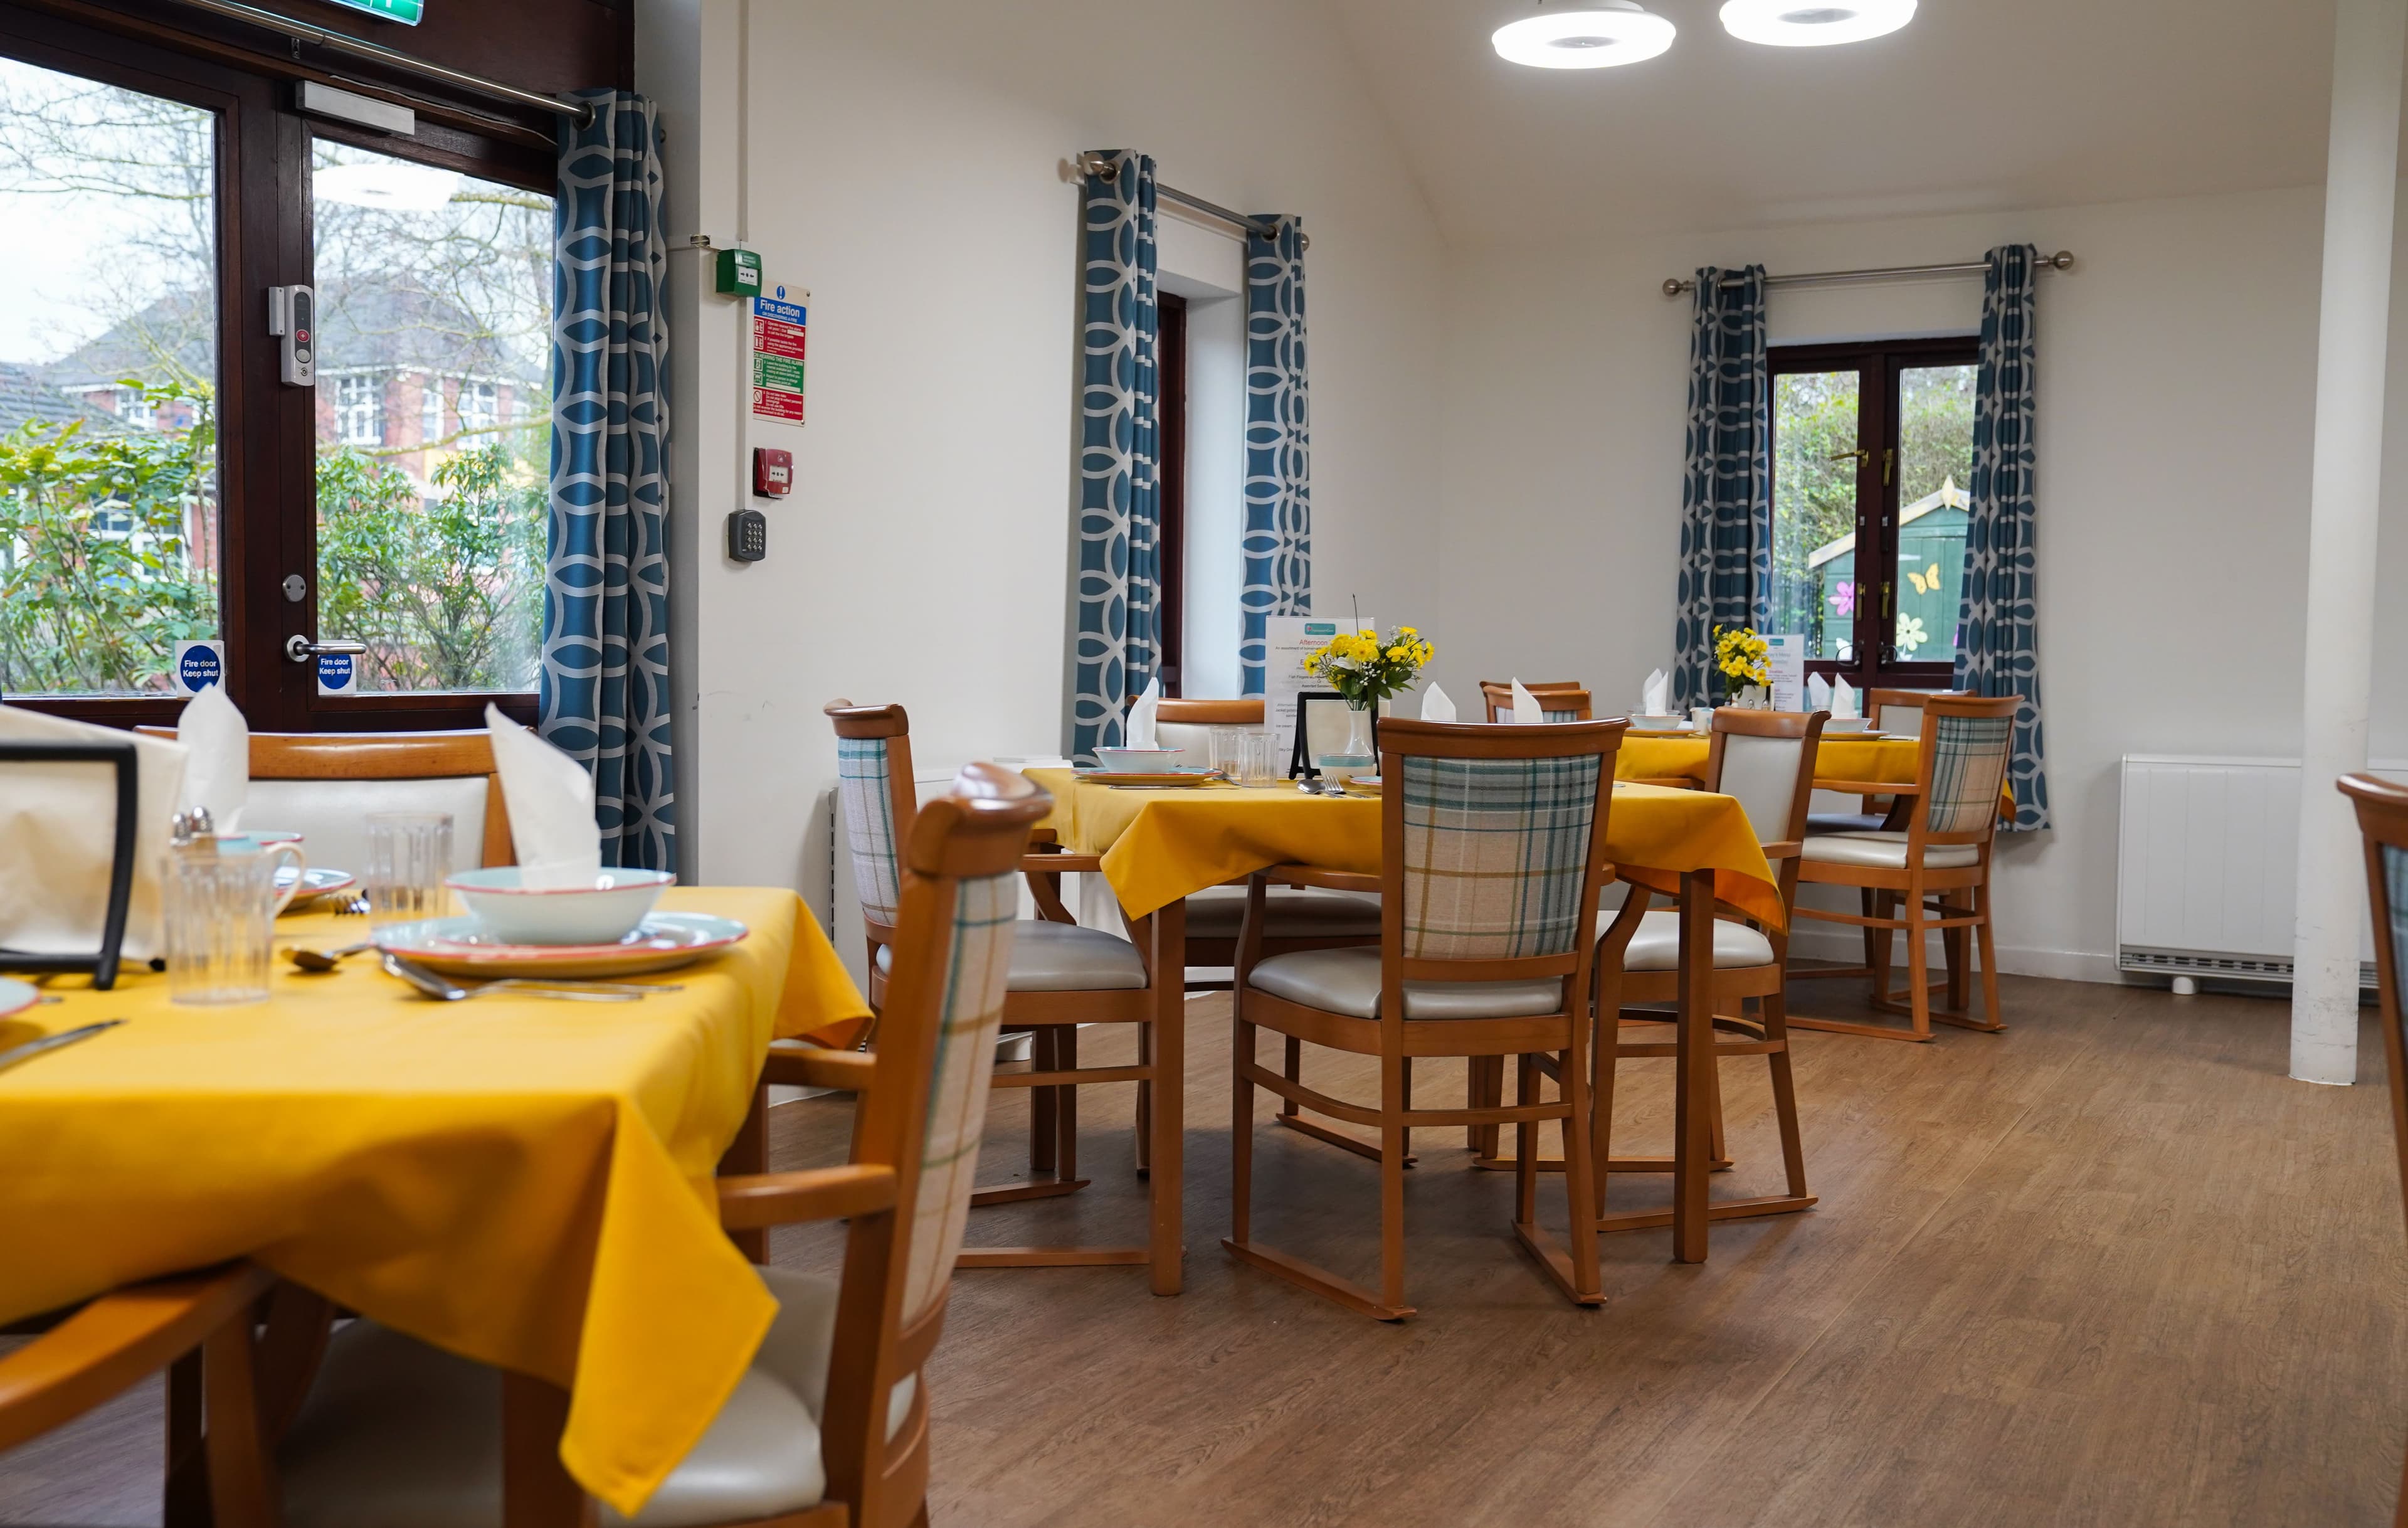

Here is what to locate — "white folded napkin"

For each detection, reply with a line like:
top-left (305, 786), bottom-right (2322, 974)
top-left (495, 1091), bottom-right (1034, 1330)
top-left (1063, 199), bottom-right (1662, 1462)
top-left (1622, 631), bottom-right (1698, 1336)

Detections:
top-left (1421, 682), bottom-right (1457, 723)
top-left (1832, 676), bottom-right (1858, 719)
top-left (1126, 676), bottom-right (1162, 749)
top-left (485, 704), bottom-right (601, 889)
top-left (1641, 668), bottom-right (1669, 715)
top-left (1809, 673), bottom-right (1832, 713)
top-left (176, 680), bottom-right (248, 834)
top-left (0, 704), bottom-right (187, 960)
top-left (1511, 679), bottom-right (1543, 725)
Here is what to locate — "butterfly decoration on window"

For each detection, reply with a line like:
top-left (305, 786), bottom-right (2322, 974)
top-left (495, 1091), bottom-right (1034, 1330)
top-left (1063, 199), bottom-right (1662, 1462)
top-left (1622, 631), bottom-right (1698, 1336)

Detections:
top-left (1904, 562), bottom-right (1943, 597)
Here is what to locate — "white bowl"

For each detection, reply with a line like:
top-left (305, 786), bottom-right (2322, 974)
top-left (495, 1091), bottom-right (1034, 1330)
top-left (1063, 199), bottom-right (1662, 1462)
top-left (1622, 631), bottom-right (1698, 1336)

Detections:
top-left (1095, 747), bottom-right (1183, 774)
top-left (445, 867), bottom-right (673, 945)
top-left (1631, 714), bottom-right (1685, 733)
top-left (1823, 716), bottom-right (1872, 734)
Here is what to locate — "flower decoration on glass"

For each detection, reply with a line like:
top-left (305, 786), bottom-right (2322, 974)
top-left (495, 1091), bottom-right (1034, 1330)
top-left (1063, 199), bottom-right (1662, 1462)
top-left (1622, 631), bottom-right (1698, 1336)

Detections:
top-left (1304, 625), bottom-right (1435, 708)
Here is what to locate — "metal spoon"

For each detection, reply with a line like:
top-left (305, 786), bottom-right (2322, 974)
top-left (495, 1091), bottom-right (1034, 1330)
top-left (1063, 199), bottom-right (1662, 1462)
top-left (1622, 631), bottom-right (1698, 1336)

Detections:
top-left (289, 940), bottom-right (376, 972)
top-left (380, 952), bottom-right (652, 1003)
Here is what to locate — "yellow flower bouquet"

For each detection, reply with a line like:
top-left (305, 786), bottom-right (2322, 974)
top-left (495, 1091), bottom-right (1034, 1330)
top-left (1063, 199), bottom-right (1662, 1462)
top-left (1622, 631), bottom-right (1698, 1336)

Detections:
top-left (1714, 624), bottom-right (1771, 704)
top-left (1304, 625), bottom-right (1435, 708)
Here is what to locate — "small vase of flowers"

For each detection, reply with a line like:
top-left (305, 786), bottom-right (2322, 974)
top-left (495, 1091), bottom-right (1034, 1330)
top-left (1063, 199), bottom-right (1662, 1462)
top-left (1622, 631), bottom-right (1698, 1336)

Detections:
top-left (1714, 625), bottom-right (1772, 709)
top-left (1304, 624), bottom-right (1436, 763)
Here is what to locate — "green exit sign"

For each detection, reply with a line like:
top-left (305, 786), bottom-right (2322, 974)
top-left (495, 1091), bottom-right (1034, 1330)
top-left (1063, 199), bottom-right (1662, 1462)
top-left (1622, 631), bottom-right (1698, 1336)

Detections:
top-left (324, 0), bottom-right (425, 23)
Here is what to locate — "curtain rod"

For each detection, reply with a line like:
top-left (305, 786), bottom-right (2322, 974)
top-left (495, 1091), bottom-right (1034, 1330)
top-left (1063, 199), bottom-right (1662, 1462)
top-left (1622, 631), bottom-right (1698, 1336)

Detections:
top-left (152, 0), bottom-right (594, 125)
top-left (1661, 250), bottom-right (2076, 297)
top-left (1075, 152), bottom-right (1308, 251)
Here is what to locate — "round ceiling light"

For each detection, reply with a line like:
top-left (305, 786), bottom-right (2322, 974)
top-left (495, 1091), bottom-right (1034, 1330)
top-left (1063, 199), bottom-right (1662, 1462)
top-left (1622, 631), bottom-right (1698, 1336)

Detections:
top-left (1492, 2), bottom-right (1677, 69)
top-left (1718, 0), bottom-right (1916, 46)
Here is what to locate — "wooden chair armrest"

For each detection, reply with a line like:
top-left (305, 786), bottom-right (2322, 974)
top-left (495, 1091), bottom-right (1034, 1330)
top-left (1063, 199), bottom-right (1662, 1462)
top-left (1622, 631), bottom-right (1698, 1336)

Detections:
top-left (1023, 852), bottom-right (1103, 874)
top-left (718, 1164), bottom-right (899, 1232)
top-left (1028, 827), bottom-right (1060, 847)
top-left (761, 1046), bottom-right (876, 1092)
top-left (1817, 778), bottom-right (1919, 797)
top-left (1262, 866), bottom-right (1383, 894)
top-left (0, 1263), bottom-right (274, 1453)
top-left (1761, 841), bottom-right (1802, 861)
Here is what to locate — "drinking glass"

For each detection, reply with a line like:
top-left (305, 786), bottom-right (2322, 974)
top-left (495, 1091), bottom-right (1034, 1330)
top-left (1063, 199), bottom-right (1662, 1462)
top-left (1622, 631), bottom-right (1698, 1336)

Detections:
top-left (1234, 731), bottom-right (1279, 787)
top-left (1208, 726), bottom-right (1247, 778)
top-left (165, 842), bottom-right (304, 1005)
top-left (366, 812), bottom-right (455, 930)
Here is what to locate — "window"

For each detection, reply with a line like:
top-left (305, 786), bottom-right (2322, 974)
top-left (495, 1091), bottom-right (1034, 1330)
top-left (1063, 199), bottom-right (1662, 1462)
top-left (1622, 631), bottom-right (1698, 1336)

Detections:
top-left (0, 0), bottom-right (621, 729)
top-left (1156, 291), bottom-right (1188, 695)
top-left (332, 374), bottom-right (384, 446)
top-left (1768, 336), bottom-right (1977, 689)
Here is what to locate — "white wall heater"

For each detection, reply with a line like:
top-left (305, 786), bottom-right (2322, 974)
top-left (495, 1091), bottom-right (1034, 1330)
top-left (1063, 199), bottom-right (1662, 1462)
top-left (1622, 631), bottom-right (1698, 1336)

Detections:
top-left (2116, 755), bottom-right (2396, 987)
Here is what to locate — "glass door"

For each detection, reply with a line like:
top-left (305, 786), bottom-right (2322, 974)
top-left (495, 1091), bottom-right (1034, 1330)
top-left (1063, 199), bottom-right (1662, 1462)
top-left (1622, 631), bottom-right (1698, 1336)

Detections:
top-left (0, 54), bottom-right (224, 701)
top-left (304, 137), bottom-right (552, 709)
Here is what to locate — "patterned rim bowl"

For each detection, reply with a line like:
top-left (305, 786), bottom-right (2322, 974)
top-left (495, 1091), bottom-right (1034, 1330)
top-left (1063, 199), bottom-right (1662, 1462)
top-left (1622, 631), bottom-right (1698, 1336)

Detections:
top-left (444, 867), bottom-right (674, 945)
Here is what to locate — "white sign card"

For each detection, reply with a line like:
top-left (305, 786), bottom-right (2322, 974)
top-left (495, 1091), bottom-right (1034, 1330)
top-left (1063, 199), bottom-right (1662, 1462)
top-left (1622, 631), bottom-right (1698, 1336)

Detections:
top-left (315, 650), bottom-right (357, 697)
top-left (172, 639), bottom-right (225, 696)
top-left (1263, 615), bottom-right (1372, 774)
top-left (1765, 634), bottom-right (1806, 713)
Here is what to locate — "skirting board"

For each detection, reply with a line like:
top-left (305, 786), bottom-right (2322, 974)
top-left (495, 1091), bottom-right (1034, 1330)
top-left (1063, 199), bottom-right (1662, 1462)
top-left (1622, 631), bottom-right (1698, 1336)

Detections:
top-left (1782, 925), bottom-right (2118, 985)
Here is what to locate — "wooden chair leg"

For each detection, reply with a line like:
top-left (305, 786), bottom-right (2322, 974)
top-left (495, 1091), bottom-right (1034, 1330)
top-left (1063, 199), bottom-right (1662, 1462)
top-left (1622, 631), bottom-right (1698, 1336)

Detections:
top-left (1869, 891), bottom-right (1897, 999)
top-left (503, 1371), bottom-right (595, 1527)
top-left (1030, 1029), bottom-right (1059, 1175)
top-left (1764, 986), bottom-right (1809, 1201)
top-left (1975, 881), bottom-right (2005, 1030)
top-left (1706, 1033), bottom-right (1728, 1169)
top-left (1944, 920), bottom-right (1970, 1014)
top-left (164, 1350), bottom-right (206, 1528)
top-left (1904, 878), bottom-right (1933, 1041)
top-left (1400, 1056), bottom-right (1414, 1163)
top-left (1133, 1022), bottom-right (1151, 1175)
top-left (1281, 1035), bottom-right (1302, 1121)
top-left (1592, 1016), bottom-right (1620, 1218)
top-left (1059, 1026), bottom-right (1081, 1184)
top-left (1514, 1053), bottom-right (1539, 1226)
top-left (200, 1313), bottom-right (275, 1528)
top-left (1380, 1049), bottom-right (1410, 1315)
top-left (1147, 1000), bottom-right (1184, 1297)
top-left (1231, 1011), bottom-right (1255, 1244)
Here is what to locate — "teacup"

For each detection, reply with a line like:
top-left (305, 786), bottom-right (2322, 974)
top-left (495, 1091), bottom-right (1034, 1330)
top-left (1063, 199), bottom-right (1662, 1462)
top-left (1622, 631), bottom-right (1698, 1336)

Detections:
top-left (1823, 716), bottom-right (1872, 735)
top-left (446, 867), bottom-right (673, 945)
top-left (1691, 707), bottom-right (1716, 733)
top-left (1632, 713), bottom-right (1684, 733)
top-left (216, 836), bottom-right (309, 916)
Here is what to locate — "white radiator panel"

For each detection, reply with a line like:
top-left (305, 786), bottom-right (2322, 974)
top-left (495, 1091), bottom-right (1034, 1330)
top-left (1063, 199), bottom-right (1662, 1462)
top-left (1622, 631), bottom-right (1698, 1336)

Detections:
top-left (2116, 755), bottom-right (2394, 984)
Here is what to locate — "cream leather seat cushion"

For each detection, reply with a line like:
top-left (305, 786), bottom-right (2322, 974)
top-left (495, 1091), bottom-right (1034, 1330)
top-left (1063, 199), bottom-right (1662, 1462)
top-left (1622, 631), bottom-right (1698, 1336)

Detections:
top-left (281, 1266), bottom-right (911, 1528)
top-left (246, 777), bottom-right (490, 877)
top-left (1182, 886), bottom-right (1383, 940)
top-left (1606, 909), bottom-right (1776, 972)
top-left (875, 920), bottom-right (1146, 991)
top-left (1802, 830), bottom-right (1980, 871)
top-left (1803, 810), bottom-right (1888, 836)
top-left (1247, 946), bottom-right (1561, 1020)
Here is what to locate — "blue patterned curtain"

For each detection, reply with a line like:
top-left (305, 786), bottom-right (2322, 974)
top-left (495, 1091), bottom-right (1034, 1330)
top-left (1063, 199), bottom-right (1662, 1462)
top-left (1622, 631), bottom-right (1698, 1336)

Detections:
top-left (1671, 265), bottom-right (1770, 711)
top-left (1240, 216), bottom-right (1311, 696)
top-left (1070, 150), bottom-right (1159, 765)
top-left (544, 90), bottom-right (673, 871)
top-left (1956, 245), bottom-right (2049, 830)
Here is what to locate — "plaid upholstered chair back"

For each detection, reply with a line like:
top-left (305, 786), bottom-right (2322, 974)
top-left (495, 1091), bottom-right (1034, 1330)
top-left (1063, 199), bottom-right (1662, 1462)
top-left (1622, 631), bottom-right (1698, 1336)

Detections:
top-left (825, 702), bottom-right (916, 932)
top-left (820, 763), bottom-right (1045, 1525)
top-left (1383, 718), bottom-right (1625, 963)
top-left (1916, 695), bottom-right (2020, 838)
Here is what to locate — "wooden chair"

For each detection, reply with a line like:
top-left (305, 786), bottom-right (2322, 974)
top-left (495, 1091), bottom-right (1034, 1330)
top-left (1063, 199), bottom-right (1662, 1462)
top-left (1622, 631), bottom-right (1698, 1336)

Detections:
top-left (2341, 771), bottom-right (2408, 1528)
top-left (826, 702), bottom-right (1186, 1293)
top-left (1787, 693), bottom-right (2018, 1041)
top-left (1587, 708), bottom-right (1825, 1233)
top-left (137, 727), bottom-right (514, 871)
top-left (268, 763), bottom-right (1052, 1528)
top-left (0, 1262), bottom-right (278, 1528)
top-left (1478, 681), bottom-right (1593, 722)
top-left (1225, 717), bottom-right (1626, 1319)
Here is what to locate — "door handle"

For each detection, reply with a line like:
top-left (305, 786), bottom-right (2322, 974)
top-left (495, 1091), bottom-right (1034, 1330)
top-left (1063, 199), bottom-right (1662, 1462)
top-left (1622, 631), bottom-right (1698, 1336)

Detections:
top-left (285, 635), bottom-right (367, 664)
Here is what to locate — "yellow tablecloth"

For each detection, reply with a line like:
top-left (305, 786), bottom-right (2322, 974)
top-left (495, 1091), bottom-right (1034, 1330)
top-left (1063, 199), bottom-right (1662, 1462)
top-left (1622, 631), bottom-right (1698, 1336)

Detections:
top-left (1027, 770), bottom-right (1784, 929)
top-left (1616, 733), bottom-right (1921, 788)
top-left (0, 886), bottom-right (869, 1519)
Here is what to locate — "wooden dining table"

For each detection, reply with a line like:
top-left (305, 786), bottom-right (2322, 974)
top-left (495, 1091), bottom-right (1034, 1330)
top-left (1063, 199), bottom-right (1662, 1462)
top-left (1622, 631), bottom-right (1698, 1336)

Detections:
top-left (1023, 767), bottom-right (1783, 1264)
top-left (0, 886), bottom-right (869, 1520)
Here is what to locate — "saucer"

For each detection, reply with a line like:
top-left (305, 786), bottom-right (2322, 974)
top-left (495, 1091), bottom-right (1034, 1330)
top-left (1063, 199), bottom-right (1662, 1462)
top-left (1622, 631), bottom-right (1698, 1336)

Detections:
top-left (374, 912), bottom-right (748, 977)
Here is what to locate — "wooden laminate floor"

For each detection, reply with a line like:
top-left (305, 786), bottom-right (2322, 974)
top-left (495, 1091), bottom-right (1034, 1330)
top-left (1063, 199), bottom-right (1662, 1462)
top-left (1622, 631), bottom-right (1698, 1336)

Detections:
top-left (7, 977), bottom-right (2404, 1526)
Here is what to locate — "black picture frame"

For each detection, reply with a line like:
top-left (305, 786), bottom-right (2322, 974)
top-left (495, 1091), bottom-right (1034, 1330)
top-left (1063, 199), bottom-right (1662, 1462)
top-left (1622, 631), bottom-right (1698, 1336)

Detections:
top-left (1291, 691), bottom-right (1378, 780)
top-left (0, 739), bottom-right (139, 990)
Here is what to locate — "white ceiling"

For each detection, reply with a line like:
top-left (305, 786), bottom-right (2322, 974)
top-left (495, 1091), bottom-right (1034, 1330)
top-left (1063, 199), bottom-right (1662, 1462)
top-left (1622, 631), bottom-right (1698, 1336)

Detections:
top-left (1321, 0), bottom-right (2345, 245)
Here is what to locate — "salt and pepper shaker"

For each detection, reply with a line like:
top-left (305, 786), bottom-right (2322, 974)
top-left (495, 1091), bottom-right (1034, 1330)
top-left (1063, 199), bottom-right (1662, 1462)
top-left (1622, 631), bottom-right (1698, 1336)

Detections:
top-left (169, 807), bottom-right (219, 857)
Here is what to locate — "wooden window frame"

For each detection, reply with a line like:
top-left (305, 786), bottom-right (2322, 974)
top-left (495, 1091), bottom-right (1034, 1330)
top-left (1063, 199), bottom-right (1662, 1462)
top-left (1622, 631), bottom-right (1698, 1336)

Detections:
top-left (1156, 291), bottom-right (1188, 697)
top-left (1769, 334), bottom-right (1978, 693)
top-left (0, 0), bottom-right (620, 733)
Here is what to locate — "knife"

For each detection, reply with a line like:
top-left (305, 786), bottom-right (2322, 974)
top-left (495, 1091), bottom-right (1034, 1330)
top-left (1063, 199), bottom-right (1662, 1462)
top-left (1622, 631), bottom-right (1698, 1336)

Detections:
top-left (0, 1019), bottom-right (124, 1076)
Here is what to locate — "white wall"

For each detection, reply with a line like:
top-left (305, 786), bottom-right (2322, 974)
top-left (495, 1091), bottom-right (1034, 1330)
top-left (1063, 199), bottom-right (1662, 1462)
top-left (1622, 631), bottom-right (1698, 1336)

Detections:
top-left (1437, 184), bottom-right (2408, 980)
top-left (646, 1), bottom-right (1447, 969)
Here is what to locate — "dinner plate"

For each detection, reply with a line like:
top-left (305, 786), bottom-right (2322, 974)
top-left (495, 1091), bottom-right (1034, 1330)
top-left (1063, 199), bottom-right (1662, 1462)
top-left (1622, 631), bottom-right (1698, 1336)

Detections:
top-left (1627, 722), bottom-right (1691, 735)
top-left (0, 978), bottom-right (36, 1021)
top-left (374, 911), bottom-right (749, 977)
top-left (1075, 768), bottom-right (1222, 788)
top-left (277, 866), bottom-right (360, 906)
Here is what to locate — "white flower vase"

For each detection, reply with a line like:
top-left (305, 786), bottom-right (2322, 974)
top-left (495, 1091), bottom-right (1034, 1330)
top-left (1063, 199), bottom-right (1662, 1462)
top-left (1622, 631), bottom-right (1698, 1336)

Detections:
top-left (1737, 684), bottom-right (1770, 711)
top-left (1319, 698), bottom-right (1378, 783)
